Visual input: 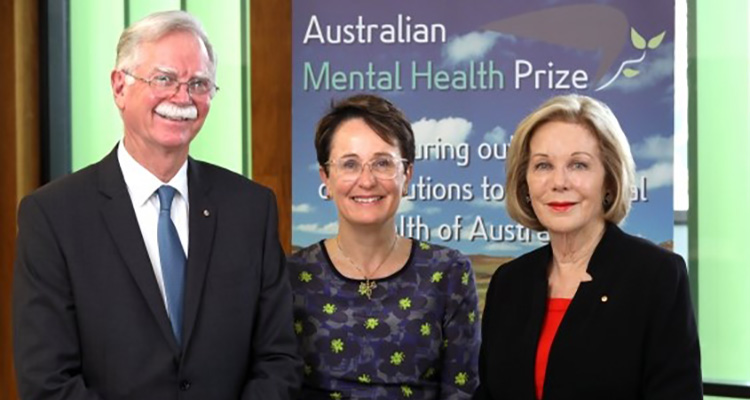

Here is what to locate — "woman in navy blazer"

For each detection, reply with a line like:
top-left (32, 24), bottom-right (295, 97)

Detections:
top-left (474, 94), bottom-right (702, 400)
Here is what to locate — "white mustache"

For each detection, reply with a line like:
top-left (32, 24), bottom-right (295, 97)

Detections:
top-left (155, 102), bottom-right (198, 120)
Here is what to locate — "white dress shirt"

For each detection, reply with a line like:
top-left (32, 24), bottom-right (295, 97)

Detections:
top-left (117, 141), bottom-right (189, 309)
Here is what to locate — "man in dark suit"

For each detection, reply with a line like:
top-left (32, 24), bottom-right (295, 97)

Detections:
top-left (12, 10), bottom-right (301, 400)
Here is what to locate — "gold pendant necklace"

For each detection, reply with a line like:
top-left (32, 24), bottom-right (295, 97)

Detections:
top-left (336, 235), bottom-right (398, 299)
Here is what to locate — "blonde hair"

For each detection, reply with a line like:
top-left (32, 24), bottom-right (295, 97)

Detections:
top-left (505, 94), bottom-right (636, 231)
top-left (115, 10), bottom-right (217, 79)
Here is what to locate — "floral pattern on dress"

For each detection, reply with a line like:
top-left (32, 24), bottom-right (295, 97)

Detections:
top-left (288, 239), bottom-right (481, 400)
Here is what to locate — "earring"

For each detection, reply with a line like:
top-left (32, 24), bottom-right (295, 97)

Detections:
top-left (603, 192), bottom-right (612, 207)
top-left (402, 187), bottom-right (408, 196)
top-left (525, 194), bottom-right (531, 204)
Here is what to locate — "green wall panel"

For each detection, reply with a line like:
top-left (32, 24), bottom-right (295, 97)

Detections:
top-left (70, 0), bottom-right (125, 170)
top-left (695, 0), bottom-right (750, 384)
top-left (186, 0), bottom-right (249, 176)
top-left (128, 0), bottom-right (181, 25)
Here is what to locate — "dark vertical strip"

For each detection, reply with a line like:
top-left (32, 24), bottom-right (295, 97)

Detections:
top-left (240, 0), bottom-right (249, 177)
top-left (0, 3), bottom-right (19, 399)
top-left (40, 0), bottom-right (72, 183)
top-left (181, 0), bottom-right (187, 11)
top-left (124, 0), bottom-right (130, 26)
top-left (686, 0), bottom-right (698, 318)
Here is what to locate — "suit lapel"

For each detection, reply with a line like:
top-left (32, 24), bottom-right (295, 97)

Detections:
top-left (181, 159), bottom-right (216, 350)
top-left (543, 223), bottom-right (620, 398)
top-left (97, 148), bottom-right (181, 355)
top-left (555, 223), bottom-right (619, 336)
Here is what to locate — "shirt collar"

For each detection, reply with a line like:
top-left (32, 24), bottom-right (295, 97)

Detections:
top-left (117, 140), bottom-right (189, 207)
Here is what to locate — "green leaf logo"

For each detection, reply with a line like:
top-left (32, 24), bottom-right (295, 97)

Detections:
top-left (631, 27), bottom-right (646, 50)
top-left (623, 68), bottom-right (640, 78)
top-left (461, 271), bottom-right (470, 285)
top-left (358, 374), bottom-right (371, 383)
top-left (648, 31), bottom-right (666, 49)
top-left (431, 272), bottom-right (444, 283)
top-left (401, 385), bottom-right (413, 397)
top-left (322, 303), bottom-right (337, 315)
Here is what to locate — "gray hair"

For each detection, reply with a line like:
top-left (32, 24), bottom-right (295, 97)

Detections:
top-left (115, 10), bottom-right (217, 79)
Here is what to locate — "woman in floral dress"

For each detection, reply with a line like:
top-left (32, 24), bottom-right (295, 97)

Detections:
top-left (288, 94), bottom-right (480, 400)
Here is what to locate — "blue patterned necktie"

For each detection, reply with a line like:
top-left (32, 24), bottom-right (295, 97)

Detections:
top-left (156, 185), bottom-right (186, 345)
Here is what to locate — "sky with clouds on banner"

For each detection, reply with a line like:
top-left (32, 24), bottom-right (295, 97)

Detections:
top-left (291, 0), bottom-right (676, 257)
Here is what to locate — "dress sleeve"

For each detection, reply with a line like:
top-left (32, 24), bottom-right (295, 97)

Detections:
top-left (439, 253), bottom-right (481, 399)
top-left (642, 253), bottom-right (702, 399)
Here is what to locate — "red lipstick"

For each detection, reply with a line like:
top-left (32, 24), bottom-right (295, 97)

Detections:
top-left (548, 202), bottom-right (575, 212)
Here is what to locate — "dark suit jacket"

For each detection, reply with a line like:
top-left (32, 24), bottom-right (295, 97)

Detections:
top-left (13, 148), bottom-right (302, 400)
top-left (474, 223), bottom-right (701, 400)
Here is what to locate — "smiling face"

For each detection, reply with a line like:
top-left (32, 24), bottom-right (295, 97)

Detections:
top-left (321, 118), bottom-right (413, 229)
top-left (112, 30), bottom-right (212, 157)
top-left (526, 121), bottom-right (608, 237)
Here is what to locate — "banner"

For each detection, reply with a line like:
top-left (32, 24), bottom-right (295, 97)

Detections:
top-left (292, 0), bottom-right (676, 304)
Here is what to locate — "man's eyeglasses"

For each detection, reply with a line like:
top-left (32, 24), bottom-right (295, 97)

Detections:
top-left (326, 155), bottom-right (408, 182)
top-left (122, 70), bottom-right (219, 97)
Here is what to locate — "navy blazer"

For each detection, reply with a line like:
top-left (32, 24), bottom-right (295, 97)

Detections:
top-left (474, 223), bottom-right (701, 400)
top-left (13, 148), bottom-right (302, 400)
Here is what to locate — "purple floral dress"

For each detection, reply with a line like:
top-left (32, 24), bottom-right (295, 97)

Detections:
top-left (288, 239), bottom-right (480, 400)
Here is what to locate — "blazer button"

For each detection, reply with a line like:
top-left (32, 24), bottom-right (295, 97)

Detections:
top-left (179, 380), bottom-right (192, 391)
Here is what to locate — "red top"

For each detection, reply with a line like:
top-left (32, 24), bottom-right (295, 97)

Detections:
top-left (535, 298), bottom-right (572, 400)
